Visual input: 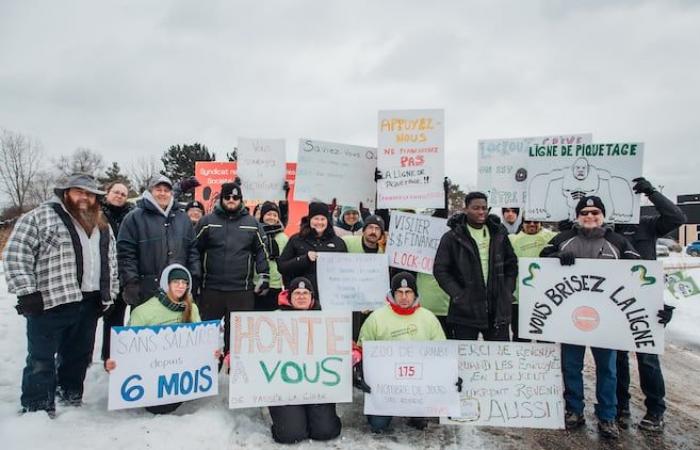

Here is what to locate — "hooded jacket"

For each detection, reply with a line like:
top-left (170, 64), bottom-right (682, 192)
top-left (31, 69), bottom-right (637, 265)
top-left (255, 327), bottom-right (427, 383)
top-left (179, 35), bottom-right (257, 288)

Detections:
top-left (433, 213), bottom-right (518, 329)
top-left (540, 224), bottom-right (641, 261)
top-left (195, 202), bottom-right (269, 291)
top-left (117, 191), bottom-right (201, 304)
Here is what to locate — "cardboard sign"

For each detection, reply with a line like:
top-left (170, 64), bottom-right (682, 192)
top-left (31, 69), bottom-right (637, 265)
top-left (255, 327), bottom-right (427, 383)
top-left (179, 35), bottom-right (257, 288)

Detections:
top-left (363, 340), bottom-right (460, 417)
top-left (518, 258), bottom-right (665, 354)
top-left (228, 311), bottom-right (353, 408)
top-left (294, 139), bottom-right (377, 209)
top-left (442, 342), bottom-right (565, 429)
top-left (316, 253), bottom-right (390, 311)
top-left (108, 321), bottom-right (220, 410)
top-left (237, 138), bottom-right (286, 201)
top-left (477, 134), bottom-right (593, 208)
top-left (377, 109), bottom-right (445, 209)
top-left (525, 142), bottom-right (644, 223)
top-left (386, 211), bottom-right (449, 274)
top-left (666, 270), bottom-right (700, 299)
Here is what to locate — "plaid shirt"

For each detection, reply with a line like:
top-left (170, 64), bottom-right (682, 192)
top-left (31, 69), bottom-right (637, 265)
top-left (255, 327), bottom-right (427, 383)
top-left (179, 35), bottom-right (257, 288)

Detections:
top-left (2, 200), bottom-right (119, 310)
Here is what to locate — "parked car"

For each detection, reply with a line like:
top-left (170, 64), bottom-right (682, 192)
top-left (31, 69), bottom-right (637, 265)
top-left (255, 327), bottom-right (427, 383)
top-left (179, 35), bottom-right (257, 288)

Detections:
top-left (687, 241), bottom-right (700, 257)
top-left (658, 238), bottom-right (682, 253)
top-left (656, 244), bottom-right (670, 257)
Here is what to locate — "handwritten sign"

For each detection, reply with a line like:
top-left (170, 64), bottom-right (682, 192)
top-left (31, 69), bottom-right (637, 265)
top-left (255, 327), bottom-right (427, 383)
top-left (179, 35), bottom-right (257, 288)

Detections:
top-left (518, 258), bottom-right (665, 354)
top-left (294, 139), bottom-right (376, 209)
top-left (317, 253), bottom-right (390, 311)
top-left (386, 211), bottom-right (449, 274)
top-left (666, 270), bottom-right (700, 299)
top-left (441, 342), bottom-right (565, 429)
top-left (108, 321), bottom-right (220, 410)
top-left (477, 134), bottom-right (592, 208)
top-left (377, 109), bottom-right (445, 209)
top-left (237, 138), bottom-right (286, 201)
top-left (525, 142), bottom-right (643, 223)
top-left (228, 311), bottom-right (352, 408)
top-left (363, 340), bottom-right (460, 417)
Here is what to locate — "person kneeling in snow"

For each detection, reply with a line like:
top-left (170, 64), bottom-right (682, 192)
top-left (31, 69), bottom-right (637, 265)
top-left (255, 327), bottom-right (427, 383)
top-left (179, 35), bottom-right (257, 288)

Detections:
top-left (105, 264), bottom-right (212, 415)
top-left (265, 277), bottom-right (342, 443)
top-left (354, 272), bottom-right (454, 433)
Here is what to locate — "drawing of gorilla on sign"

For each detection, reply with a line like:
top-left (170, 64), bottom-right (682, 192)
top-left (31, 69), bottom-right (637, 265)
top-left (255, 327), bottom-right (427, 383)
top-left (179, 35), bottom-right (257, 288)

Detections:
top-left (526, 157), bottom-right (635, 223)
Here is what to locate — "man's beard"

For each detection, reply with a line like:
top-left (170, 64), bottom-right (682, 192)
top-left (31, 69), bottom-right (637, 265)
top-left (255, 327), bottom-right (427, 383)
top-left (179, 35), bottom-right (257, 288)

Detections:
top-left (64, 195), bottom-right (106, 233)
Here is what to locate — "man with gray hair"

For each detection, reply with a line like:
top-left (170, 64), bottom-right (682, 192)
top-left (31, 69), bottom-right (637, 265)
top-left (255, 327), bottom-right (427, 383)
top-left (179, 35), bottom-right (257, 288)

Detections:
top-left (117, 174), bottom-right (201, 307)
top-left (2, 173), bottom-right (119, 417)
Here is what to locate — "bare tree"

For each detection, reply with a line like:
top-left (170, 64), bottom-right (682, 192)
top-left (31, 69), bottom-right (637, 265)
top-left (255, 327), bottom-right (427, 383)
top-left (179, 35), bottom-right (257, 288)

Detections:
top-left (0, 129), bottom-right (44, 212)
top-left (56, 147), bottom-right (105, 177)
top-left (27, 170), bottom-right (57, 206)
top-left (128, 156), bottom-right (163, 193)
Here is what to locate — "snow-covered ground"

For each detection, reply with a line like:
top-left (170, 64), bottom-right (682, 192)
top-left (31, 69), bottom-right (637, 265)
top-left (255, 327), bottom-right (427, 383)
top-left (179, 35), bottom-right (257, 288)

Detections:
top-left (1, 256), bottom-right (699, 450)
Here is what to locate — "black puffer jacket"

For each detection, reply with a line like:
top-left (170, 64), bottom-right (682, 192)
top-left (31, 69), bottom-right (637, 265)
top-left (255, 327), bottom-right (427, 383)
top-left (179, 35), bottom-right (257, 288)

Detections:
top-left (101, 200), bottom-right (134, 237)
top-left (433, 213), bottom-right (518, 329)
top-left (540, 225), bottom-right (640, 261)
top-left (277, 219), bottom-right (347, 294)
top-left (117, 193), bottom-right (201, 303)
top-left (195, 203), bottom-right (269, 291)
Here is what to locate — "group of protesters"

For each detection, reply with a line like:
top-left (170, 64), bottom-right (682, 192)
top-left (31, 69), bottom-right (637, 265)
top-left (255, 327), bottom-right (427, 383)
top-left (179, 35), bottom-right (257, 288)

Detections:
top-left (2, 168), bottom-right (685, 442)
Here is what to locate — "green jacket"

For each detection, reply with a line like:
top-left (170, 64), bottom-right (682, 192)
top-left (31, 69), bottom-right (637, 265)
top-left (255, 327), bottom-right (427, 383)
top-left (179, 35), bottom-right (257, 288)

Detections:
top-left (342, 235), bottom-right (384, 254)
top-left (416, 272), bottom-right (450, 316)
top-left (508, 229), bottom-right (556, 302)
top-left (128, 296), bottom-right (201, 326)
top-left (358, 304), bottom-right (445, 346)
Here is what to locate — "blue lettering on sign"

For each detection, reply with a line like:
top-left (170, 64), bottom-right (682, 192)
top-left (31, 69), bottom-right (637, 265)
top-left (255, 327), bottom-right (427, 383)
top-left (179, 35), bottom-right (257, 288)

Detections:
top-left (157, 366), bottom-right (215, 399)
top-left (121, 374), bottom-right (145, 402)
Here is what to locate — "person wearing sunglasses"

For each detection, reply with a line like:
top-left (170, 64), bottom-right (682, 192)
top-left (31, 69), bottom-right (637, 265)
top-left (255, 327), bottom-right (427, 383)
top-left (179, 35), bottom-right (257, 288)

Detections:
top-left (540, 195), bottom-right (640, 439)
top-left (194, 181), bottom-right (269, 356)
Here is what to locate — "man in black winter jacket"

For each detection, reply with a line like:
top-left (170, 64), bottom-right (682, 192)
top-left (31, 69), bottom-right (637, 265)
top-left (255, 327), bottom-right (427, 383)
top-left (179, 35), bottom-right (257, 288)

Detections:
top-left (195, 182), bottom-right (269, 352)
top-left (613, 177), bottom-right (686, 432)
top-left (117, 175), bottom-right (201, 307)
top-left (433, 191), bottom-right (518, 341)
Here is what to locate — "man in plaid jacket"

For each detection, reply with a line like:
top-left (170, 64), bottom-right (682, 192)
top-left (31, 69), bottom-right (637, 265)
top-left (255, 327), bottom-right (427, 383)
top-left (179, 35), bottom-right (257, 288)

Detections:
top-left (2, 173), bottom-right (119, 417)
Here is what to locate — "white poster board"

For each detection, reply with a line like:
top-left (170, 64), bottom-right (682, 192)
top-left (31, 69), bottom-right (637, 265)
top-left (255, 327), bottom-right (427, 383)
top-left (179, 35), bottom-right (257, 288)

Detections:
top-left (363, 340), bottom-right (460, 417)
top-left (441, 342), bottom-right (565, 429)
top-left (228, 311), bottom-right (352, 408)
top-left (386, 211), bottom-right (449, 274)
top-left (377, 109), bottom-right (445, 209)
top-left (237, 138), bottom-right (287, 201)
top-left (525, 142), bottom-right (643, 223)
top-left (477, 134), bottom-right (592, 208)
top-left (294, 139), bottom-right (376, 209)
top-left (108, 321), bottom-right (220, 410)
top-left (317, 253), bottom-right (390, 311)
top-left (518, 258), bottom-right (665, 354)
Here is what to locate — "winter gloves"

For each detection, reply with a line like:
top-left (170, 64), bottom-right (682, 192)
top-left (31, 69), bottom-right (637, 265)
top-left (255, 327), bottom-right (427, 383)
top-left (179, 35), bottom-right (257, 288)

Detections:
top-left (178, 176), bottom-right (201, 193)
top-left (16, 292), bottom-right (44, 316)
top-left (254, 274), bottom-right (270, 296)
top-left (122, 281), bottom-right (141, 306)
top-left (657, 304), bottom-right (675, 326)
top-left (632, 177), bottom-right (657, 196)
top-left (558, 251), bottom-right (576, 266)
top-left (353, 362), bottom-right (372, 394)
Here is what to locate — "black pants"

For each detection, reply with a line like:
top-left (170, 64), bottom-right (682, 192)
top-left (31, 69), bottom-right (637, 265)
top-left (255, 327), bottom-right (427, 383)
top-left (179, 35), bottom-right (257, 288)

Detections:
top-left (436, 315), bottom-right (449, 338)
top-left (255, 288), bottom-right (281, 311)
top-left (449, 322), bottom-right (510, 341)
top-left (617, 350), bottom-right (666, 417)
top-left (199, 288), bottom-right (255, 353)
top-left (510, 303), bottom-right (530, 342)
top-left (269, 403), bottom-right (341, 443)
top-left (352, 311), bottom-right (371, 341)
top-left (100, 294), bottom-right (127, 360)
top-left (21, 292), bottom-right (101, 411)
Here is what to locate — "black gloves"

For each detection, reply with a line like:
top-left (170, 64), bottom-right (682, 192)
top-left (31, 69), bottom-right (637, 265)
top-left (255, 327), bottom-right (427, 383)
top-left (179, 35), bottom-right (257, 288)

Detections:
top-left (557, 219), bottom-right (574, 232)
top-left (657, 304), bottom-right (675, 326)
top-left (122, 281), bottom-right (141, 306)
top-left (456, 377), bottom-right (463, 393)
top-left (353, 363), bottom-right (372, 394)
top-left (283, 181), bottom-right (290, 199)
top-left (16, 292), bottom-right (44, 316)
top-left (632, 177), bottom-right (656, 196)
top-left (254, 274), bottom-right (270, 296)
top-left (374, 168), bottom-right (383, 182)
top-left (179, 176), bottom-right (201, 193)
top-left (558, 251), bottom-right (576, 266)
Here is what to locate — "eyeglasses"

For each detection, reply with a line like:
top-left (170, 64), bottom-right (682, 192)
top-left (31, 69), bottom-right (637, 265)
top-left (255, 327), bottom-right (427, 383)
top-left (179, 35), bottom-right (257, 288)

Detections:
top-left (579, 210), bottom-right (602, 217)
top-left (223, 194), bottom-right (242, 201)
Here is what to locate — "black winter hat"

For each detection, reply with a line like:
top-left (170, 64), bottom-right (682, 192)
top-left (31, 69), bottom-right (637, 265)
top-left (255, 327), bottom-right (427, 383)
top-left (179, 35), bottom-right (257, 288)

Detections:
top-left (391, 272), bottom-right (417, 296)
top-left (220, 182), bottom-right (242, 200)
top-left (575, 195), bottom-right (606, 216)
top-left (363, 214), bottom-right (386, 232)
top-left (186, 200), bottom-right (205, 212)
top-left (168, 268), bottom-right (190, 283)
top-left (288, 277), bottom-right (315, 297)
top-left (308, 202), bottom-right (330, 220)
top-left (260, 201), bottom-right (280, 219)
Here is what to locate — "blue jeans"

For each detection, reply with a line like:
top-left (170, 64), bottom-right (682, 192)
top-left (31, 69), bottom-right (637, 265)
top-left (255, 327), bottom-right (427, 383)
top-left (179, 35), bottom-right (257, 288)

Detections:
top-left (561, 344), bottom-right (617, 421)
top-left (616, 351), bottom-right (666, 417)
top-left (21, 295), bottom-right (100, 411)
top-left (367, 415), bottom-right (393, 432)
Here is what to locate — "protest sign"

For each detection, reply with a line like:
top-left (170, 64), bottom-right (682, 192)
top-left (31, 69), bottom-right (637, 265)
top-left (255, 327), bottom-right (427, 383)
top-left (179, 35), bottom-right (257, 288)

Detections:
top-left (666, 270), bottom-right (700, 299)
top-left (386, 211), bottom-right (448, 274)
top-left (477, 134), bottom-right (592, 208)
top-left (294, 139), bottom-right (376, 209)
top-left (525, 142), bottom-right (644, 223)
top-left (108, 321), bottom-right (220, 410)
top-left (377, 109), bottom-right (445, 209)
top-left (363, 340), bottom-right (460, 417)
top-left (237, 138), bottom-right (286, 201)
top-left (228, 311), bottom-right (352, 408)
top-left (441, 342), bottom-right (565, 429)
top-left (316, 253), bottom-right (390, 311)
top-left (518, 258), bottom-right (665, 354)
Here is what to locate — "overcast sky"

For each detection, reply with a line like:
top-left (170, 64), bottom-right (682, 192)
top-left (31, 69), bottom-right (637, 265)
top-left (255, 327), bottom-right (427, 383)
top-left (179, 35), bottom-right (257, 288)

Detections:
top-left (1, 0), bottom-right (698, 199)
